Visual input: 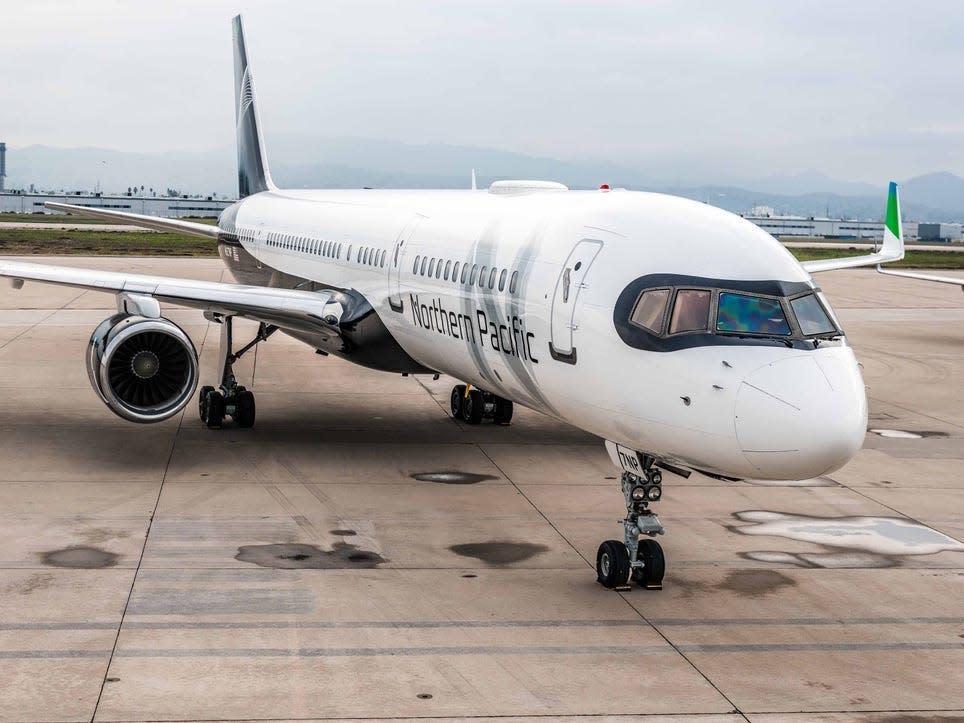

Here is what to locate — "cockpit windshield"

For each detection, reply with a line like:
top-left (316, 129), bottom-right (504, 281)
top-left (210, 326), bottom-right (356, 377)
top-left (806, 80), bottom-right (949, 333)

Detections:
top-left (791, 294), bottom-right (837, 336)
top-left (716, 292), bottom-right (790, 335)
top-left (626, 284), bottom-right (840, 344)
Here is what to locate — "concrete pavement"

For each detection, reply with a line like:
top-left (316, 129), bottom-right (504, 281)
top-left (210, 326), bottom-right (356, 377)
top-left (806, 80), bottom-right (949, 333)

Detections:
top-left (0, 258), bottom-right (961, 721)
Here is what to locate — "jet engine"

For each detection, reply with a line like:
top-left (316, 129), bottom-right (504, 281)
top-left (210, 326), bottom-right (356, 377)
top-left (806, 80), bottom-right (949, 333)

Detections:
top-left (86, 314), bottom-right (199, 423)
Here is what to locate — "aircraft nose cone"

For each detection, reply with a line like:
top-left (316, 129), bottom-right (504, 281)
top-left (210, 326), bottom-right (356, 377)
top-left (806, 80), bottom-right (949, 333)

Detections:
top-left (734, 351), bottom-right (867, 479)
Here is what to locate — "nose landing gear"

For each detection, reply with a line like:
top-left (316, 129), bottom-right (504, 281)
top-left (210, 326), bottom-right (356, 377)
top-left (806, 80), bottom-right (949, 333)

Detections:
top-left (449, 384), bottom-right (514, 425)
top-left (596, 468), bottom-right (665, 590)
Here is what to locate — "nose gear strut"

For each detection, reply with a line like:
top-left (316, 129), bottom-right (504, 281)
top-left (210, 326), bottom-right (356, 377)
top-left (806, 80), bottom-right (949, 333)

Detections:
top-left (596, 466), bottom-right (665, 590)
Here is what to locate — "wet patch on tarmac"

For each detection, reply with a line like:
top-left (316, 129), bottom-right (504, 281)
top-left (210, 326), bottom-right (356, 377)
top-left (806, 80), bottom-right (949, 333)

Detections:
top-left (449, 541), bottom-right (549, 564)
top-left (41, 546), bottom-right (119, 569)
top-left (732, 511), bottom-right (964, 568)
top-left (411, 472), bottom-right (496, 484)
top-left (717, 569), bottom-right (797, 597)
top-left (330, 529), bottom-right (357, 536)
top-left (235, 542), bottom-right (386, 569)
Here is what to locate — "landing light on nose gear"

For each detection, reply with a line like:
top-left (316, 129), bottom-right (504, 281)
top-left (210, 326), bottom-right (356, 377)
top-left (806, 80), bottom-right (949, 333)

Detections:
top-left (596, 467), bottom-right (665, 590)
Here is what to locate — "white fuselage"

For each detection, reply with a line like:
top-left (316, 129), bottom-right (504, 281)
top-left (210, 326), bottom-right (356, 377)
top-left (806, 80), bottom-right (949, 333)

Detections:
top-left (225, 186), bottom-right (867, 481)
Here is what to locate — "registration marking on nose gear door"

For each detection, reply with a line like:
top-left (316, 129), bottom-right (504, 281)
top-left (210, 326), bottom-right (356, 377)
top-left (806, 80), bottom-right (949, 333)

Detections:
top-left (605, 440), bottom-right (646, 474)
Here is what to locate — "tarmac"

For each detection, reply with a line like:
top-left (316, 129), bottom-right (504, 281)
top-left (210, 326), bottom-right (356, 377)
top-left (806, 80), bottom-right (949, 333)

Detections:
top-left (0, 257), bottom-right (961, 722)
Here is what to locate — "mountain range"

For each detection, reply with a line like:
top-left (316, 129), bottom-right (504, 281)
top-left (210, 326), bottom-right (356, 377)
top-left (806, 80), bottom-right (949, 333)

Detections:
top-left (4, 138), bottom-right (964, 222)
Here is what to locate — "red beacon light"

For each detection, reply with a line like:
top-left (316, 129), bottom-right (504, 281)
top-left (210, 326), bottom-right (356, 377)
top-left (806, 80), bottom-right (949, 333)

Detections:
top-left (599, 183), bottom-right (610, 192)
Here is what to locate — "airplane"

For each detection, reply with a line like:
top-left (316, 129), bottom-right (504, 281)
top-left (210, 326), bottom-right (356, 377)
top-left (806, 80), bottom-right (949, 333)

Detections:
top-left (0, 15), bottom-right (910, 590)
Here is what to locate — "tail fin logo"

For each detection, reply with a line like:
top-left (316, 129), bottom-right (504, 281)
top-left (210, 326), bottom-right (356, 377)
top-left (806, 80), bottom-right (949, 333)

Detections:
top-left (238, 66), bottom-right (255, 126)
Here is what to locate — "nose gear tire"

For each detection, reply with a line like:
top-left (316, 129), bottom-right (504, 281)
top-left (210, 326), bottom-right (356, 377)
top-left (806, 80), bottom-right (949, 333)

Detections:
top-left (632, 539), bottom-right (665, 589)
top-left (596, 540), bottom-right (630, 588)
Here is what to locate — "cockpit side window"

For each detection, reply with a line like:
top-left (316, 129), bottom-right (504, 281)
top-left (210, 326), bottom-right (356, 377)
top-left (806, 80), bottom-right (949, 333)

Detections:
top-left (669, 289), bottom-right (711, 334)
top-left (791, 293), bottom-right (837, 336)
top-left (717, 292), bottom-right (790, 336)
top-left (630, 288), bottom-right (670, 333)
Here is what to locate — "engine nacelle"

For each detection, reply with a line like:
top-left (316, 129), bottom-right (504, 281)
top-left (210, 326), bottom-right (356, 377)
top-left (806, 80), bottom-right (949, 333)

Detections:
top-left (86, 314), bottom-right (199, 423)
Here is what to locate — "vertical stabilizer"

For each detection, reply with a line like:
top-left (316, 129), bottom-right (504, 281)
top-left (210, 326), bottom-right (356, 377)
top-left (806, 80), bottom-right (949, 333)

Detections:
top-left (232, 15), bottom-right (275, 198)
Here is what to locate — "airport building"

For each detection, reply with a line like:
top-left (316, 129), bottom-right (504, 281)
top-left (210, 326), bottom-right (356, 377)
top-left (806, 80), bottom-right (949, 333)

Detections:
top-left (0, 191), bottom-right (233, 218)
top-left (742, 207), bottom-right (920, 240)
top-left (918, 222), bottom-right (963, 242)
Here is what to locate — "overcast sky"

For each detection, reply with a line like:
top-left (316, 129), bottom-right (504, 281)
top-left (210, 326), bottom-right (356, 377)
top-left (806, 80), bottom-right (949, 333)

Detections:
top-left (4, 0), bottom-right (964, 184)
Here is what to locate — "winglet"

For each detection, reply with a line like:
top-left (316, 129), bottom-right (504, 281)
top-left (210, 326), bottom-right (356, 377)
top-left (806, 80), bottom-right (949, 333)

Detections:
top-left (880, 181), bottom-right (904, 262)
top-left (471, 169), bottom-right (477, 191)
top-left (232, 15), bottom-right (276, 198)
top-left (801, 181), bottom-right (905, 274)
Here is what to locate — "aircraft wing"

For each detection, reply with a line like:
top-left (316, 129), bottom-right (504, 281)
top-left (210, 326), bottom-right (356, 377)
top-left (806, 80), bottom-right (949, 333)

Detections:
top-left (45, 202), bottom-right (220, 239)
top-left (800, 182), bottom-right (904, 274)
top-left (0, 258), bottom-right (343, 338)
top-left (877, 266), bottom-right (964, 291)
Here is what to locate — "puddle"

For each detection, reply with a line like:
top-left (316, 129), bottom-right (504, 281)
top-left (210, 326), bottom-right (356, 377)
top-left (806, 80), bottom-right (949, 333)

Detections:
top-left (42, 546), bottom-right (119, 569)
top-left (236, 542), bottom-right (386, 569)
top-left (718, 569), bottom-right (796, 597)
top-left (411, 472), bottom-right (496, 484)
top-left (743, 476), bottom-right (837, 487)
top-left (449, 541), bottom-right (549, 564)
top-left (869, 429), bottom-right (949, 439)
top-left (732, 511), bottom-right (964, 563)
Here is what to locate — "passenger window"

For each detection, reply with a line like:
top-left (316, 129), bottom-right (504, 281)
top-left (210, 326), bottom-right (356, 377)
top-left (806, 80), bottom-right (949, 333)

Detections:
top-left (460, 263), bottom-right (468, 283)
top-left (478, 266), bottom-right (487, 287)
top-left (347, 245), bottom-right (353, 261)
top-left (488, 267), bottom-right (497, 289)
top-left (380, 250), bottom-right (386, 267)
top-left (498, 268), bottom-right (507, 291)
top-left (413, 255), bottom-right (420, 274)
top-left (444, 260), bottom-right (451, 281)
top-left (630, 288), bottom-right (670, 333)
top-left (436, 261), bottom-right (443, 279)
top-left (469, 264), bottom-right (479, 284)
top-left (428, 258), bottom-right (436, 277)
top-left (509, 270), bottom-right (518, 294)
top-left (717, 292), bottom-right (790, 335)
top-left (420, 256), bottom-right (428, 275)
top-left (669, 289), bottom-right (711, 334)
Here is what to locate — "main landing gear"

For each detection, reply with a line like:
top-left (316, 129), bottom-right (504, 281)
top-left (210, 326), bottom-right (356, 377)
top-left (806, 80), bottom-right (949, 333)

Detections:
top-left (449, 384), bottom-right (513, 425)
top-left (199, 315), bottom-right (278, 429)
top-left (596, 467), bottom-right (665, 590)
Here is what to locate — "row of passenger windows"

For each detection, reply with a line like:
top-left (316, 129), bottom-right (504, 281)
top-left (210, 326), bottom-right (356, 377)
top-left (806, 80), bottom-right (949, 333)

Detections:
top-left (240, 229), bottom-right (521, 294)
top-left (630, 287), bottom-right (838, 338)
top-left (412, 255), bottom-right (520, 295)
top-left (262, 230), bottom-right (344, 260)
top-left (256, 230), bottom-right (389, 269)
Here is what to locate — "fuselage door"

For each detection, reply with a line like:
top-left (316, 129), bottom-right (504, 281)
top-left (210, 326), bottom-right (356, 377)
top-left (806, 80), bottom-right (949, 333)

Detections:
top-left (389, 216), bottom-right (423, 312)
top-left (549, 239), bottom-right (603, 363)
